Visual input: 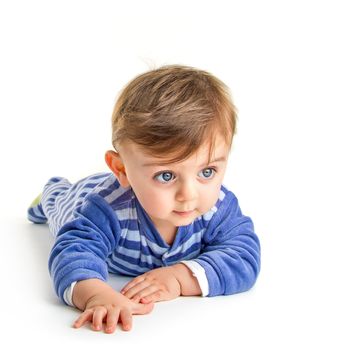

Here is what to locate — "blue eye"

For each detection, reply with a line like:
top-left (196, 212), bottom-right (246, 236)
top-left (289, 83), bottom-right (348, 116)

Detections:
top-left (154, 171), bottom-right (174, 183)
top-left (199, 168), bottom-right (216, 179)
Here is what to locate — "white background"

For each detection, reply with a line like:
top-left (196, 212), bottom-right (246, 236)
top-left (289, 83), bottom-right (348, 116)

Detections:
top-left (1, 0), bottom-right (349, 348)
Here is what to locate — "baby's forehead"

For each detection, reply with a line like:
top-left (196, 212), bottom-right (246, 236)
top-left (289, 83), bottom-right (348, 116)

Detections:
top-left (121, 138), bottom-right (229, 167)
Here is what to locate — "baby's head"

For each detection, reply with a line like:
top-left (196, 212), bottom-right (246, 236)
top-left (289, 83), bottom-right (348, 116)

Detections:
top-left (110, 65), bottom-right (236, 163)
top-left (106, 65), bottom-right (237, 235)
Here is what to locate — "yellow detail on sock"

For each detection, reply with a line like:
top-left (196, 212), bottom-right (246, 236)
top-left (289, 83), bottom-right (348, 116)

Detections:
top-left (30, 193), bottom-right (42, 208)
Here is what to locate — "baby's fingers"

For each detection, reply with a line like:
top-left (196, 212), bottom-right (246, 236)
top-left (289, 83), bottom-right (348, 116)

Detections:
top-left (91, 307), bottom-right (107, 331)
top-left (121, 276), bottom-right (145, 295)
top-left (73, 309), bottom-right (94, 329)
top-left (105, 308), bottom-right (120, 334)
top-left (132, 301), bottom-right (155, 315)
top-left (140, 291), bottom-right (164, 304)
top-left (120, 309), bottom-right (132, 331)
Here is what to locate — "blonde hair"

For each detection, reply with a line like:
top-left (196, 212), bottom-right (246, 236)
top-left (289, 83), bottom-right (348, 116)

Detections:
top-left (111, 65), bottom-right (237, 164)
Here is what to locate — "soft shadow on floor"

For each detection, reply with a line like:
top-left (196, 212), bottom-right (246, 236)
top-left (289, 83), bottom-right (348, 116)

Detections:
top-left (20, 220), bottom-right (60, 304)
top-left (23, 219), bottom-right (131, 300)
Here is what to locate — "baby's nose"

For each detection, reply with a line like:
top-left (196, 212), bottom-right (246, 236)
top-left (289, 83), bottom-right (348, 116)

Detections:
top-left (175, 181), bottom-right (198, 202)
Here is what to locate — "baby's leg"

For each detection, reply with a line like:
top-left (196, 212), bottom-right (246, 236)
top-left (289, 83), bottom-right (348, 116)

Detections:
top-left (27, 173), bottom-right (109, 236)
top-left (27, 176), bottom-right (72, 236)
top-left (27, 193), bottom-right (46, 224)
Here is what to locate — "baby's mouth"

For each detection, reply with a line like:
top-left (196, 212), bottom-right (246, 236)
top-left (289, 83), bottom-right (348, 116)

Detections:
top-left (173, 210), bottom-right (195, 217)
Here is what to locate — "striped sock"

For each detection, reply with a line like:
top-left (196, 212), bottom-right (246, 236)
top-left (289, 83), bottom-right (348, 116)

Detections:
top-left (27, 193), bottom-right (47, 224)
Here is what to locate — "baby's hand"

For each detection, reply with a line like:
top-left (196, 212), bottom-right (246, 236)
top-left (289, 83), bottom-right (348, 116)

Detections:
top-left (72, 279), bottom-right (154, 333)
top-left (121, 266), bottom-right (181, 304)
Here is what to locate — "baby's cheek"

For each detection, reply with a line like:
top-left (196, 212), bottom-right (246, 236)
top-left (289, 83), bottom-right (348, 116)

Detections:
top-left (141, 192), bottom-right (171, 217)
top-left (199, 187), bottom-right (221, 212)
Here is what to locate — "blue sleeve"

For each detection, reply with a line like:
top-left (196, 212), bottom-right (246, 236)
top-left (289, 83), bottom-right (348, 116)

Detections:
top-left (48, 194), bottom-right (121, 303)
top-left (194, 192), bottom-right (261, 296)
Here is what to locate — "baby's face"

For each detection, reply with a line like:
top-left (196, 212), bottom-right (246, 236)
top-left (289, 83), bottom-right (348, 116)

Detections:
top-left (118, 136), bottom-right (230, 237)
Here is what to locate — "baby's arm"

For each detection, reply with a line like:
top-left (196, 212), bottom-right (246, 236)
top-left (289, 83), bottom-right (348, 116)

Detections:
top-left (122, 191), bottom-right (260, 301)
top-left (72, 278), bottom-right (153, 333)
top-left (48, 194), bottom-right (154, 333)
top-left (193, 192), bottom-right (261, 296)
top-left (120, 263), bottom-right (201, 303)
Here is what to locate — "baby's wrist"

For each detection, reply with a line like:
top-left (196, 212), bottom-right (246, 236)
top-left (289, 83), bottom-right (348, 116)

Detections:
top-left (170, 263), bottom-right (201, 296)
top-left (72, 278), bottom-right (110, 310)
top-left (170, 264), bottom-right (185, 292)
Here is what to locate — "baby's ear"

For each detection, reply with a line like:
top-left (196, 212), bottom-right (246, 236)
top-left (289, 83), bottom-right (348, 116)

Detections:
top-left (105, 150), bottom-right (130, 188)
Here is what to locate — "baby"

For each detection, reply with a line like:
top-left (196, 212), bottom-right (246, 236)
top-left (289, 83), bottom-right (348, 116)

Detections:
top-left (28, 65), bottom-right (261, 333)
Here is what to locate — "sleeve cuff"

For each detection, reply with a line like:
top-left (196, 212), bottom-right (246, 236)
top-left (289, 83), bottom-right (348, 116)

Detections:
top-left (63, 281), bottom-right (77, 306)
top-left (180, 260), bottom-right (209, 297)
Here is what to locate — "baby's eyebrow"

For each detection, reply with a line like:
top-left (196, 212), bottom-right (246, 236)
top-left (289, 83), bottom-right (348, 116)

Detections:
top-left (141, 156), bottom-right (227, 168)
top-left (198, 156), bottom-right (227, 168)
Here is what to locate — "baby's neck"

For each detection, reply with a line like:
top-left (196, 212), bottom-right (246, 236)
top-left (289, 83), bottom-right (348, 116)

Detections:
top-left (156, 225), bottom-right (178, 246)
